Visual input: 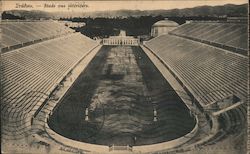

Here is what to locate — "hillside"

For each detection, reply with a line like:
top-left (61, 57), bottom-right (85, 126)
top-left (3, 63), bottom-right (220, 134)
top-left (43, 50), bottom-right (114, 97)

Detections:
top-left (2, 3), bottom-right (248, 19)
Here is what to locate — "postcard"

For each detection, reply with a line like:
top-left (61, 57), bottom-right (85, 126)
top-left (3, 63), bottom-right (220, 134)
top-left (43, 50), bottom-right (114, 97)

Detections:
top-left (1, 0), bottom-right (248, 153)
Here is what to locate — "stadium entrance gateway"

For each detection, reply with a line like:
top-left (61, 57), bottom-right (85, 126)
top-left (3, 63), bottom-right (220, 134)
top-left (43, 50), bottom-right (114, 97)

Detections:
top-left (102, 30), bottom-right (140, 46)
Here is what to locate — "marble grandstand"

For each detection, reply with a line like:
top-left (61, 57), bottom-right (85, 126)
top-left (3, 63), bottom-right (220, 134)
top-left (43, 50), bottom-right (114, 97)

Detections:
top-left (1, 20), bottom-right (100, 153)
top-left (0, 20), bottom-right (74, 52)
top-left (0, 19), bottom-right (248, 154)
top-left (169, 21), bottom-right (248, 55)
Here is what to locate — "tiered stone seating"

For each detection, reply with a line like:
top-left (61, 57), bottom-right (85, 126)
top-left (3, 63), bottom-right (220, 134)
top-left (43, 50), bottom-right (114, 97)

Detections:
top-left (204, 105), bottom-right (246, 145)
top-left (145, 34), bottom-right (247, 107)
top-left (1, 33), bottom-right (98, 140)
top-left (169, 22), bottom-right (248, 55)
top-left (0, 20), bottom-right (74, 51)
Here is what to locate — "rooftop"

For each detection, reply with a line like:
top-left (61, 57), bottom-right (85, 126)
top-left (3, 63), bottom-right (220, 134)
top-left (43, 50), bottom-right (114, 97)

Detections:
top-left (153, 19), bottom-right (179, 27)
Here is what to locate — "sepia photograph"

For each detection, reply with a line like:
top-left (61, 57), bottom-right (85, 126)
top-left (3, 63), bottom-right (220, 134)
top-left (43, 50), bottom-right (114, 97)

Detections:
top-left (0, 0), bottom-right (249, 153)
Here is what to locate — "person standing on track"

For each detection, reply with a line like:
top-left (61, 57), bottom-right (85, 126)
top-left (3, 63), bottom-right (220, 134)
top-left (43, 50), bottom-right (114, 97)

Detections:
top-left (133, 136), bottom-right (137, 145)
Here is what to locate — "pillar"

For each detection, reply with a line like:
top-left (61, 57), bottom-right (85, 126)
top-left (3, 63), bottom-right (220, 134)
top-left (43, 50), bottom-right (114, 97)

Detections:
top-left (85, 108), bottom-right (89, 121)
top-left (153, 108), bottom-right (157, 122)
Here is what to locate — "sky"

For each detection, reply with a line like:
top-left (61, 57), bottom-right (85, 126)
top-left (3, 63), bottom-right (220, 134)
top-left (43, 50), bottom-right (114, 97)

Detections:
top-left (2, 0), bottom-right (248, 12)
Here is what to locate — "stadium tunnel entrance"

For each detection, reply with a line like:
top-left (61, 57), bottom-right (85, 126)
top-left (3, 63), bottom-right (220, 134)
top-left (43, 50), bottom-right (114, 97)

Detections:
top-left (48, 45), bottom-right (196, 146)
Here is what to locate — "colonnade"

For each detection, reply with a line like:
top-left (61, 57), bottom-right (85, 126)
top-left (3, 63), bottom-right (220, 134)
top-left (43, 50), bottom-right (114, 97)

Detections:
top-left (102, 37), bottom-right (139, 46)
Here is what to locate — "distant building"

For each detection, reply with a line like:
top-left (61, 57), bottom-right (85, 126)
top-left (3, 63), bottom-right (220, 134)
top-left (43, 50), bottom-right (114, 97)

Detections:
top-left (119, 30), bottom-right (126, 37)
top-left (102, 30), bottom-right (140, 46)
top-left (151, 19), bottom-right (179, 37)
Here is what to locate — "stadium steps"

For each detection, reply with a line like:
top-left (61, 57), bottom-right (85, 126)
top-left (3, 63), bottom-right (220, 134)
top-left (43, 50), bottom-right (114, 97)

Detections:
top-left (169, 22), bottom-right (248, 55)
top-left (0, 20), bottom-right (75, 51)
top-left (2, 32), bottom-right (99, 140)
top-left (145, 34), bottom-right (247, 107)
top-left (202, 105), bottom-right (246, 146)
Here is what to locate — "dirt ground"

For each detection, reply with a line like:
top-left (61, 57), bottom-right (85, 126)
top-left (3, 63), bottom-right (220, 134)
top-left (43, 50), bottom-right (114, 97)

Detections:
top-left (48, 46), bottom-right (195, 146)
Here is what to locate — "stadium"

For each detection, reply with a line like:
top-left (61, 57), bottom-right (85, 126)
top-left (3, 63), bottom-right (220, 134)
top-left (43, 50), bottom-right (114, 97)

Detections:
top-left (1, 8), bottom-right (248, 154)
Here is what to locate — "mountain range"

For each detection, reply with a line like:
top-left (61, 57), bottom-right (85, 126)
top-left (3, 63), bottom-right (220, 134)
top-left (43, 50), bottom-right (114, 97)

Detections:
top-left (2, 3), bottom-right (248, 19)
